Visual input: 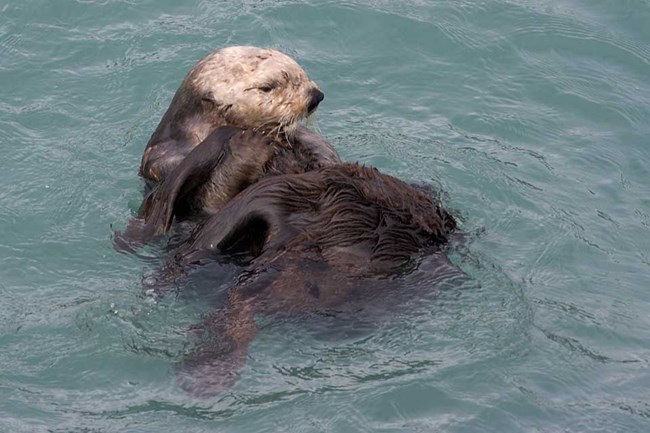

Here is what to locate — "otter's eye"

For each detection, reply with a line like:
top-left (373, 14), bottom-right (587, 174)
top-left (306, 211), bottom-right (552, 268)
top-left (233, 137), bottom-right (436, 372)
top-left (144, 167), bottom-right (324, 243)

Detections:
top-left (201, 91), bottom-right (218, 105)
top-left (258, 85), bottom-right (273, 93)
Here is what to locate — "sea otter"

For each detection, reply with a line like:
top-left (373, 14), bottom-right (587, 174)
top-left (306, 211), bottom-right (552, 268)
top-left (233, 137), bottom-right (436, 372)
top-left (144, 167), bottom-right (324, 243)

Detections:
top-left (142, 127), bottom-right (458, 396)
top-left (116, 46), bottom-right (340, 249)
top-left (140, 45), bottom-right (337, 186)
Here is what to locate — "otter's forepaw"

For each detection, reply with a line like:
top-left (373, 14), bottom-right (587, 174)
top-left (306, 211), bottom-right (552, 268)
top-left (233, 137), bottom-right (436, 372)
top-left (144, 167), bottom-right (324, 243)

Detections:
top-left (112, 219), bottom-right (146, 253)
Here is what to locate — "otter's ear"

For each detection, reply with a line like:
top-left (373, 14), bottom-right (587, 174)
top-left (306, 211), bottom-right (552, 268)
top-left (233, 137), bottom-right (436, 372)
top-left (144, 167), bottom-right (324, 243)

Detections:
top-left (201, 91), bottom-right (219, 105)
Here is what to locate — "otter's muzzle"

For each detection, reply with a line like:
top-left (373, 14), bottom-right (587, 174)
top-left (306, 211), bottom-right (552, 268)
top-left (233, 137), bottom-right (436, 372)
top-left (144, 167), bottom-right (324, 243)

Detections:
top-left (307, 88), bottom-right (324, 114)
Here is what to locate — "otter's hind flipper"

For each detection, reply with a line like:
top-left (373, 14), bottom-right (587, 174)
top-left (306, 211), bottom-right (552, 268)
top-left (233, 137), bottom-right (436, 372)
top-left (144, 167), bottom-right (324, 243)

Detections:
top-left (176, 299), bottom-right (258, 397)
top-left (114, 127), bottom-right (275, 250)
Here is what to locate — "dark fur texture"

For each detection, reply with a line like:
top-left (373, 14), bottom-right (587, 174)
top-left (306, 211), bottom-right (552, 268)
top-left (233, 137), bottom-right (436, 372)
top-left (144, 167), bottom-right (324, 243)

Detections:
top-left (176, 164), bottom-right (456, 275)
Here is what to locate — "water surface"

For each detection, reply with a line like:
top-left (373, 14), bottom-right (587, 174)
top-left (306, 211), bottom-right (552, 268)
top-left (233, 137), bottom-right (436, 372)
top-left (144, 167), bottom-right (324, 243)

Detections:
top-left (1, 1), bottom-right (649, 432)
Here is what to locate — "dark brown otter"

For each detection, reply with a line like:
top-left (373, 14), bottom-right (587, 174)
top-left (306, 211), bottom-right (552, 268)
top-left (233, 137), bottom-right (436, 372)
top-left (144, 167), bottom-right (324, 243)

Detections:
top-left (143, 142), bottom-right (457, 395)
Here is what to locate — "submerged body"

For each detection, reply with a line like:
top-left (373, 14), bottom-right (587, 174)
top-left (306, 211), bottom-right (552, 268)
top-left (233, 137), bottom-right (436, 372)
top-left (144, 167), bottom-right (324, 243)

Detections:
top-left (146, 147), bottom-right (458, 396)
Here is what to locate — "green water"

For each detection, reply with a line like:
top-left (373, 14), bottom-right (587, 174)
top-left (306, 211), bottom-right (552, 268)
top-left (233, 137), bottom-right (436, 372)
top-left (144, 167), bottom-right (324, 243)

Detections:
top-left (1, 0), bottom-right (649, 431)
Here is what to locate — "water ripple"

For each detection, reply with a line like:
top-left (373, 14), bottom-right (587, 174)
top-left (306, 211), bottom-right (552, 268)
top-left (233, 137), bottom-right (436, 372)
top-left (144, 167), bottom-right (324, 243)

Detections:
top-left (1, 0), bottom-right (649, 431)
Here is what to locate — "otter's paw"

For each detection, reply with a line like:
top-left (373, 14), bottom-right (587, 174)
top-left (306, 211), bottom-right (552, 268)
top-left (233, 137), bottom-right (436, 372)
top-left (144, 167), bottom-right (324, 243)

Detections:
top-left (112, 218), bottom-right (147, 253)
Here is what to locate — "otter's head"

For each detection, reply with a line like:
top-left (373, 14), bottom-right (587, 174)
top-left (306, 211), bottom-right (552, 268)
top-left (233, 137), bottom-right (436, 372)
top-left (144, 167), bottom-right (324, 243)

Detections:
top-left (182, 46), bottom-right (324, 140)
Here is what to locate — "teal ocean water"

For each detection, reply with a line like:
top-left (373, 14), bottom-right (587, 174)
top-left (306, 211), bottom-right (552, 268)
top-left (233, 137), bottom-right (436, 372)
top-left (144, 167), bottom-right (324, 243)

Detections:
top-left (1, 0), bottom-right (649, 431)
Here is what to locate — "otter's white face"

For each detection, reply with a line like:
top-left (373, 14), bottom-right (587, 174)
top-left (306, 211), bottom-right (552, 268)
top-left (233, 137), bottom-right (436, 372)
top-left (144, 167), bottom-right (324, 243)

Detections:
top-left (184, 46), bottom-right (324, 139)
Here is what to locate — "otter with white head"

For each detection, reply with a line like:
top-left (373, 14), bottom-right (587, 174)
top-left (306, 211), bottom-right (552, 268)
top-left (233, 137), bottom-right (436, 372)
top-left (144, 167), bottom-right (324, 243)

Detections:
top-left (117, 46), bottom-right (340, 249)
top-left (140, 46), bottom-right (332, 185)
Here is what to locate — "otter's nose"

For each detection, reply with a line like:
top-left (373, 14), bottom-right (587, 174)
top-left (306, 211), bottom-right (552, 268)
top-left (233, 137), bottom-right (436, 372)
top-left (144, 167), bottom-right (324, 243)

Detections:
top-left (307, 88), bottom-right (324, 113)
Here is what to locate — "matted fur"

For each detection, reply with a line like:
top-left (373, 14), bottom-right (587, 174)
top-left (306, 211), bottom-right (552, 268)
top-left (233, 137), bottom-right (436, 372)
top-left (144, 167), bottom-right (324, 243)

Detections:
top-left (181, 163), bottom-right (457, 276)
